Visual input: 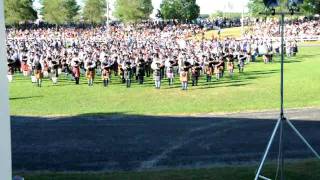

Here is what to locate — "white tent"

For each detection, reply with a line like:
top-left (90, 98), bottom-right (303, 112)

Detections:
top-left (0, 0), bottom-right (12, 179)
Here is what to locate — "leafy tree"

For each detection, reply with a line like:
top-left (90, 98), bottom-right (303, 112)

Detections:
top-left (82, 0), bottom-right (107, 24)
top-left (41, 0), bottom-right (67, 25)
top-left (160, 0), bottom-right (199, 21)
top-left (181, 0), bottom-right (200, 21)
top-left (300, 0), bottom-right (320, 15)
top-left (248, 0), bottom-right (320, 16)
top-left (41, 0), bottom-right (80, 24)
top-left (64, 0), bottom-right (80, 23)
top-left (247, 0), bottom-right (265, 17)
top-left (160, 0), bottom-right (183, 20)
top-left (114, 0), bottom-right (153, 23)
top-left (209, 11), bottom-right (224, 20)
top-left (4, 0), bottom-right (37, 25)
top-left (138, 0), bottom-right (154, 19)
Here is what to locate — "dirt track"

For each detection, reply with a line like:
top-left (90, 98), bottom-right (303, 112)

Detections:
top-left (11, 108), bottom-right (320, 171)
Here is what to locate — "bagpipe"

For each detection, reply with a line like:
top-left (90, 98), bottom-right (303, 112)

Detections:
top-left (169, 59), bottom-right (178, 67)
top-left (183, 61), bottom-right (193, 71)
top-left (102, 61), bottom-right (112, 71)
top-left (137, 59), bottom-right (145, 68)
top-left (22, 55), bottom-right (28, 63)
top-left (124, 61), bottom-right (132, 71)
top-left (192, 62), bottom-right (202, 76)
top-left (51, 60), bottom-right (59, 69)
top-left (7, 58), bottom-right (15, 66)
top-left (208, 58), bottom-right (215, 68)
top-left (73, 60), bottom-right (80, 67)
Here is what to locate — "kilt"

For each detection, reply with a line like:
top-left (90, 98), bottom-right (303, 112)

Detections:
top-left (180, 72), bottom-right (188, 82)
top-left (227, 63), bottom-right (234, 70)
top-left (43, 71), bottom-right (49, 78)
top-left (35, 70), bottom-right (43, 79)
top-left (21, 64), bottom-right (29, 72)
top-left (102, 70), bottom-right (110, 80)
top-left (73, 67), bottom-right (80, 78)
top-left (205, 67), bottom-right (212, 75)
top-left (167, 72), bottom-right (174, 79)
top-left (154, 76), bottom-right (161, 81)
top-left (214, 67), bottom-right (221, 74)
top-left (86, 70), bottom-right (95, 79)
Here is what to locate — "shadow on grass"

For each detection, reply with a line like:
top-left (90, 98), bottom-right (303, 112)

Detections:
top-left (11, 113), bottom-right (320, 172)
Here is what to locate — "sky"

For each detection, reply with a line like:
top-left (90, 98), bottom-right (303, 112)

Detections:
top-left (34, 0), bottom-right (249, 15)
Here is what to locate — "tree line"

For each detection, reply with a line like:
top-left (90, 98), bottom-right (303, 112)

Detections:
top-left (4, 0), bottom-right (320, 26)
top-left (248, 0), bottom-right (320, 17)
top-left (4, 0), bottom-right (201, 25)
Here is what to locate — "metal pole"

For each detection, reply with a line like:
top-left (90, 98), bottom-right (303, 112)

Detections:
top-left (106, 0), bottom-right (109, 29)
top-left (280, 12), bottom-right (285, 180)
top-left (286, 119), bottom-right (320, 159)
top-left (241, 6), bottom-right (244, 37)
top-left (255, 10), bottom-right (319, 180)
top-left (279, 116), bottom-right (284, 180)
top-left (280, 13), bottom-right (285, 118)
top-left (254, 118), bottom-right (281, 180)
top-left (0, 0), bottom-right (12, 179)
top-left (280, 117), bottom-right (284, 180)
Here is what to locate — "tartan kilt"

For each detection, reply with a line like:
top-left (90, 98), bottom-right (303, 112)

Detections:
top-left (35, 70), bottom-right (43, 79)
top-left (214, 67), bottom-right (220, 74)
top-left (205, 66), bottom-right (212, 75)
top-left (86, 70), bottom-right (95, 79)
top-left (227, 63), bottom-right (234, 70)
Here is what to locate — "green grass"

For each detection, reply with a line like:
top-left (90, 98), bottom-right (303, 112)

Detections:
top-left (299, 41), bottom-right (320, 45)
top-left (192, 27), bottom-right (245, 40)
top-left (9, 46), bottom-right (320, 116)
top-left (17, 160), bottom-right (320, 180)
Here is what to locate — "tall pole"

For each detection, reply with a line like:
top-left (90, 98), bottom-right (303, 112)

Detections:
top-left (280, 12), bottom-right (285, 180)
top-left (255, 7), bottom-right (320, 180)
top-left (0, 0), bottom-right (12, 179)
top-left (241, 6), bottom-right (244, 37)
top-left (106, 0), bottom-right (109, 29)
top-left (280, 13), bottom-right (285, 119)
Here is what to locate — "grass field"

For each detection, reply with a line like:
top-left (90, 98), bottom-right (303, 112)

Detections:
top-left (9, 46), bottom-right (320, 116)
top-left (193, 27), bottom-right (245, 40)
top-left (17, 160), bottom-right (320, 180)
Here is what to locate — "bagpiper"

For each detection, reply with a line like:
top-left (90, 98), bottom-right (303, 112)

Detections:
top-left (205, 57), bottom-right (214, 82)
top-left (50, 57), bottom-right (59, 84)
top-left (85, 59), bottom-right (96, 86)
top-left (180, 65), bottom-right (189, 90)
top-left (71, 57), bottom-right (81, 85)
top-left (226, 54), bottom-right (234, 77)
top-left (165, 58), bottom-right (175, 86)
top-left (136, 55), bottom-right (146, 84)
top-left (34, 60), bottom-right (43, 87)
top-left (101, 59), bottom-right (111, 87)
top-left (191, 62), bottom-right (202, 86)
top-left (122, 59), bottom-right (132, 88)
top-left (21, 56), bottom-right (30, 77)
top-left (7, 58), bottom-right (15, 83)
top-left (151, 55), bottom-right (161, 89)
